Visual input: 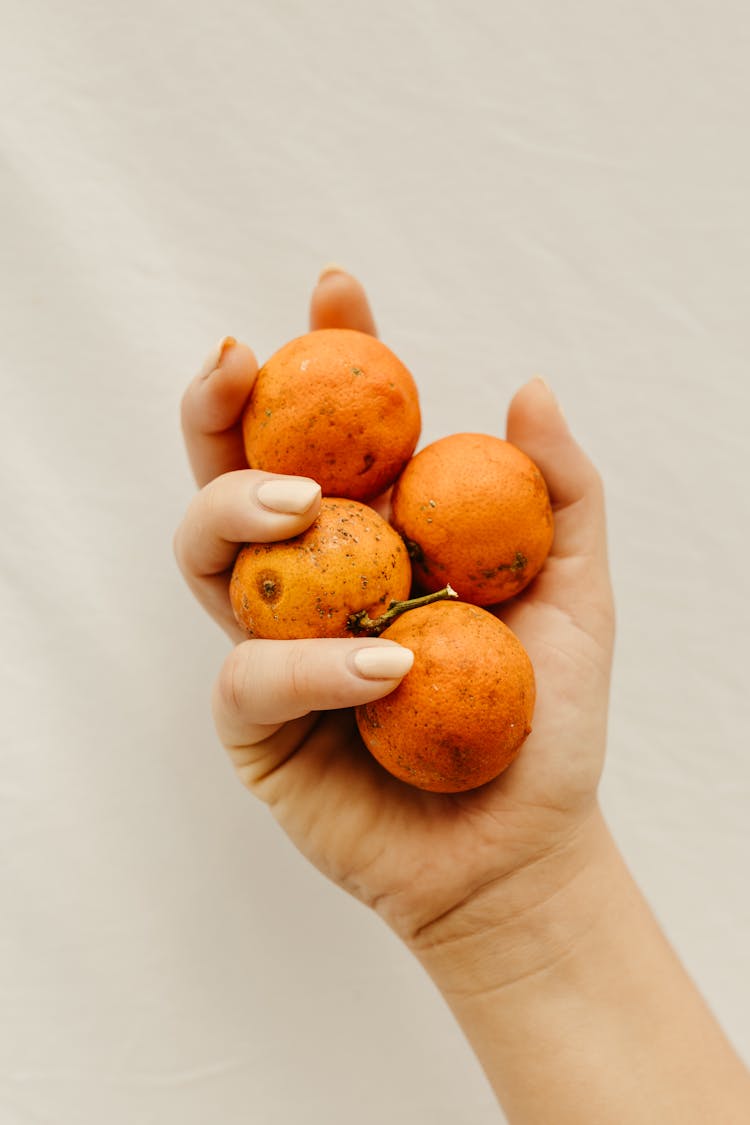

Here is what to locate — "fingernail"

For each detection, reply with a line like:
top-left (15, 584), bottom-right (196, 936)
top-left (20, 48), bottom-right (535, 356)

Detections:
top-left (534, 376), bottom-right (565, 418)
top-left (351, 645), bottom-right (414, 680)
top-left (256, 478), bottom-right (321, 515)
top-left (318, 262), bottom-right (347, 282)
top-left (199, 335), bottom-right (236, 378)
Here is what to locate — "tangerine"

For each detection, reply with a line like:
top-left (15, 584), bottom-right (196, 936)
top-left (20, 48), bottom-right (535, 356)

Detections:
top-left (242, 328), bottom-right (421, 502)
top-left (355, 600), bottom-right (535, 793)
top-left (390, 432), bottom-right (553, 606)
top-left (230, 497), bottom-right (412, 640)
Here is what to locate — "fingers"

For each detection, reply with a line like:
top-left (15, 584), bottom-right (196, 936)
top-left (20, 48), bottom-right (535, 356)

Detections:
top-left (181, 337), bottom-right (259, 488)
top-left (174, 468), bottom-right (321, 632)
top-left (181, 268), bottom-right (375, 491)
top-left (309, 266), bottom-right (378, 335)
top-left (177, 267), bottom-right (381, 635)
top-left (505, 378), bottom-right (607, 564)
top-left (212, 637), bottom-right (414, 753)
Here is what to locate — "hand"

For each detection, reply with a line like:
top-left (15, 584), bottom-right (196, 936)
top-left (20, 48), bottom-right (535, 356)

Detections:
top-left (174, 269), bottom-right (615, 954)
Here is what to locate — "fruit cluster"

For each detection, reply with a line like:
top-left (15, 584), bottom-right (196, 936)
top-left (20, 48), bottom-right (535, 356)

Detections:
top-left (231, 329), bottom-right (553, 793)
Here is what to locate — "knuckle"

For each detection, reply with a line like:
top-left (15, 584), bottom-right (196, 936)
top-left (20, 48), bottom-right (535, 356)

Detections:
top-left (199, 475), bottom-right (222, 525)
top-left (172, 513), bottom-right (194, 576)
top-left (180, 370), bottom-right (203, 425)
top-left (204, 472), bottom-right (223, 506)
top-left (590, 465), bottom-right (605, 497)
top-left (172, 521), bottom-right (184, 570)
top-left (214, 643), bottom-right (254, 720)
top-left (283, 644), bottom-right (310, 704)
top-left (576, 459), bottom-right (606, 513)
top-left (179, 384), bottom-right (195, 437)
top-left (172, 495), bottom-right (202, 577)
top-left (202, 469), bottom-right (249, 526)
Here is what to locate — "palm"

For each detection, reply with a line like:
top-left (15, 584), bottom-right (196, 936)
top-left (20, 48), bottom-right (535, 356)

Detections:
top-left (230, 542), bottom-right (613, 941)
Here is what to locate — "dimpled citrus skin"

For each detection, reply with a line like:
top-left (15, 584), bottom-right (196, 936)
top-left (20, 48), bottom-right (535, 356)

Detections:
top-left (242, 328), bottom-right (421, 502)
top-left (355, 601), bottom-right (535, 793)
top-left (390, 432), bottom-right (554, 606)
top-left (230, 498), bottom-right (412, 640)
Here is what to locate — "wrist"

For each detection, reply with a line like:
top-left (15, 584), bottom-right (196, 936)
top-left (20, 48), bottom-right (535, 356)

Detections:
top-left (409, 804), bottom-right (750, 1125)
top-left (408, 802), bottom-right (615, 999)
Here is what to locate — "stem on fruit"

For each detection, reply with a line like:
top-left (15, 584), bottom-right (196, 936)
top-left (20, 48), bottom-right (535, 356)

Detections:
top-left (347, 584), bottom-right (458, 636)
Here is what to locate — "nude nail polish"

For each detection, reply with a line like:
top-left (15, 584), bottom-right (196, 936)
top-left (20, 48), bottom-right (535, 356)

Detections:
top-left (256, 478), bottom-right (321, 515)
top-left (351, 646), bottom-right (414, 680)
top-left (533, 376), bottom-right (565, 419)
top-left (199, 335), bottom-right (236, 378)
top-left (318, 263), bottom-right (347, 282)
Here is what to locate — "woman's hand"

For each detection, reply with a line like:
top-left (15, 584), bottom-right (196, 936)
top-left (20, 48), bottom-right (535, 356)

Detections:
top-left (175, 274), bottom-right (750, 1125)
top-left (174, 269), bottom-right (615, 954)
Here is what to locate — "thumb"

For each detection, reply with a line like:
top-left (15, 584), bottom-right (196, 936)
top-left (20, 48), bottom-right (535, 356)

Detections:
top-left (506, 378), bottom-right (607, 564)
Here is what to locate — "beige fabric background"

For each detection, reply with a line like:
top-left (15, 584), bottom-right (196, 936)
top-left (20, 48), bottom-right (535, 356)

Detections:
top-left (1, 2), bottom-right (748, 1122)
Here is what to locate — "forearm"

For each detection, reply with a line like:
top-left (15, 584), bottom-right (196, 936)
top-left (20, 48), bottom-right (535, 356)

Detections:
top-left (411, 805), bottom-right (750, 1124)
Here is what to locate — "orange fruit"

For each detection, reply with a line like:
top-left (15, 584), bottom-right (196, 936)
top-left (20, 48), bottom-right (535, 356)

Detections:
top-left (230, 498), bottom-right (412, 640)
top-left (355, 600), bottom-right (535, 793)
top-left (242, 328), bottom-right (421, 502)
top-left (390, 432), bottom-right (554, 606)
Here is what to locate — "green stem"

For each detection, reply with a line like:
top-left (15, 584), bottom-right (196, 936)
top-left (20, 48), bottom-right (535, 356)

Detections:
top-left (347, 584), bottom-right (458, 636)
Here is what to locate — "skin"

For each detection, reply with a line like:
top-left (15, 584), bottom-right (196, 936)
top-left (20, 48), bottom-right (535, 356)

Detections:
top-left (173, 269), bottom-right (750, 1123)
